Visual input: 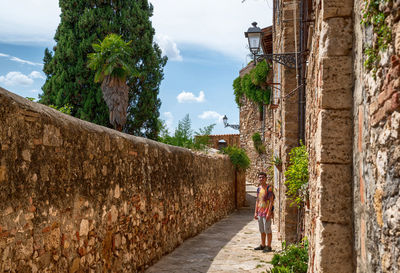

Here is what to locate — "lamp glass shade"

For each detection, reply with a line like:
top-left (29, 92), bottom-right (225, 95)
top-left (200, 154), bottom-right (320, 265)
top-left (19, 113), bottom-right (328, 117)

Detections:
top-left (248, 32), bottom-right (261, 54)
top-left (222, 115), bottom-right (228, 126)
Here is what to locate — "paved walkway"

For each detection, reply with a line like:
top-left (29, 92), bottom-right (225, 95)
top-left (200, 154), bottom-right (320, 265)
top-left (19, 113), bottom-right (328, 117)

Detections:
top-left (146, 184), bottom-right (280, 273)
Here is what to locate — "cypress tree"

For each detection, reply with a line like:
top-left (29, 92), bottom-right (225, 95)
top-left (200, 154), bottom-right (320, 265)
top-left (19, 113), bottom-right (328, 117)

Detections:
top-left (40, 0), bottom-right (167, 138)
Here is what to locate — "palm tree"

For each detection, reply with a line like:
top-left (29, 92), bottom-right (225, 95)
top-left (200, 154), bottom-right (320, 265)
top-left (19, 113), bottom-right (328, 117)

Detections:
top-left (88, 34), bottom-right (133, 131)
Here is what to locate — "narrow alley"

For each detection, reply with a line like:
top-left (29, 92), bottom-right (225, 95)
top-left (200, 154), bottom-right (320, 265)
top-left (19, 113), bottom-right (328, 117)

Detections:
top-left (146, 184), bottom-right (281, 273)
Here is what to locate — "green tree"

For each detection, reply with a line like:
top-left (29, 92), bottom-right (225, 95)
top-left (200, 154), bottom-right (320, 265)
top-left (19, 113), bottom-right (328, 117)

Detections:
top-left (40, 0), bottom-right (167, 138)
top-left (171, 114), bottom-right (193, 148)
top-left (88, 34), bottom-right (133, 131)
top-left (158, 115), bottom-right (216, 150)
top-left (193, 123), bottom-right (216, 150)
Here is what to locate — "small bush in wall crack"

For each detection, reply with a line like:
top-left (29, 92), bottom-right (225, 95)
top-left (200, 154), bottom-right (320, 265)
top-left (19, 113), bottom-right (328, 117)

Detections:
top-left (220, 146), bottom-right (250, 170)
top-left (361, 0), bottom-right (392, 76)
top-left (252, 132), bottom-right (266, 154)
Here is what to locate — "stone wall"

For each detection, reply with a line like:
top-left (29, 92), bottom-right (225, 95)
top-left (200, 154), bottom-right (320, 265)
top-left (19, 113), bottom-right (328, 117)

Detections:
top-left (272, 0), bottom-right (300, 244)
top-left (0, 88), bottom-right (242, 272)
top-left (304, 0), bottom-right (354, 272)
top-left (353, 1), bottom-right (400, 272)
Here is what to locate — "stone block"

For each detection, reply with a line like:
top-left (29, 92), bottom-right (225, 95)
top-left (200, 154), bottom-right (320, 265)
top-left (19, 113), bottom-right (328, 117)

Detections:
top-left (320, 88), bottom-right (352, 109)
top-left (322, 0), bottom-right (353, 19)
top-left (320, 17), bottom-right (353, 57)
top-left (318, 164), bottom-right (352, 224)
top-left (320, 56), bottom-right (353, 91)
top-left (315, 222), bottom-right (353, 273)
top-left (43, 124), bottom-right (62, 147)
top-left (316, 110), bottom-right (352, 164)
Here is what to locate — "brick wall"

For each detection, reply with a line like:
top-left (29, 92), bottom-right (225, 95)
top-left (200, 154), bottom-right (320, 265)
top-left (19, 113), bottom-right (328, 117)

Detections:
top-left (0, 87), bottom-right (242, 272)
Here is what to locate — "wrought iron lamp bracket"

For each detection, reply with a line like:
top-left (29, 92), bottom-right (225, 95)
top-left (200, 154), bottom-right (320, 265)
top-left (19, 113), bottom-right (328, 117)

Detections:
top-left (226, 124), bottom-right (240, 130)
top-left (256, 52), bottom-right (302, 69)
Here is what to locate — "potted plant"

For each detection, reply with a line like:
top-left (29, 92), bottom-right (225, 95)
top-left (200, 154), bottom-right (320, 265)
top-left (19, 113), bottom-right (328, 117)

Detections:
top-left (272, 155), bottom-right (282, 172)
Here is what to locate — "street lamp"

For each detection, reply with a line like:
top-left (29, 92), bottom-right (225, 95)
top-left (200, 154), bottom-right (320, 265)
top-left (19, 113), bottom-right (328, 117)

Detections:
top-left (244, 22), bottom-right (262, 57)
top-left (244, 22), bottom-right (301, 69)
top-left (223, 115), bottom-right (240, 130)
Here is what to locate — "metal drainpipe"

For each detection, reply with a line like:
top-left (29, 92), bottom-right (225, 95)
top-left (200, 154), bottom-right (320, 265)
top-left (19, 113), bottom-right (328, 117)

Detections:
top-left (298, 0), bottom-right (306, 144)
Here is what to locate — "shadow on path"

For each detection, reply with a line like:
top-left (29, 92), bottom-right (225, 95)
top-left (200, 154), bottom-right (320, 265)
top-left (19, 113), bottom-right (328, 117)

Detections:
top-left (146, 186), bottom-right (279, 273)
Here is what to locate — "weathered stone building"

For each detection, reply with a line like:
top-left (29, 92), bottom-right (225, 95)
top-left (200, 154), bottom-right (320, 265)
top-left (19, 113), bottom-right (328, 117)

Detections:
top-left (244, 0), bottom-right (400, 272)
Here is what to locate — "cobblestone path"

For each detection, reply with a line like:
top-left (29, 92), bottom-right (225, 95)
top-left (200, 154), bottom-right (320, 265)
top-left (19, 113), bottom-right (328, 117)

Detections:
top-left (146, 185), bottom-right (281, 273)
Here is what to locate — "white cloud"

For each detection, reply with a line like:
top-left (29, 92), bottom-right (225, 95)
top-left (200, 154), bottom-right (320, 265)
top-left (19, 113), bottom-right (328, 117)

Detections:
top-left (0, 0), bottom-right (271, 60)
top-left (177, 90), bottom-right (205, 103)
top-left (0, 53), bottom-right (42, 66)
top-left (10, 56), bottom-right (42, 66)
top-left (0, 70), bottom-right (45, 86)
top-left (163, 112), bottom-right (174, 131)
top-left (198, 111), bottom-right (224, 123)
top-left (0, 71), bottom-right (34, 86)
top-left (0, 0), bottom-right (60, 44)
top-left (155, 35), bottom-right (183, 61)
top-left (150, 0), bottom-right (272, 60)
top-left (29, 71), bottom-right (45, 79)
top-left (30, 89), bottom-right (40, 93)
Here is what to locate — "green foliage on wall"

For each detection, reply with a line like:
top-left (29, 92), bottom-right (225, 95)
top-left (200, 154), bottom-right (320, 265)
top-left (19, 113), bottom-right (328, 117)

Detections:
top-left (221, 146), bottom-right (250, 170)
top-left (26, 97), bottom-right (72, 115)
top-left (284, 143), bottom-right (309, 207)
top-left (252, 132), bottom-right (265, 154)
top-left (232, 60), bottom-right (272, 108)
top-left (268, 239), bottom-right (309, 273)
top-left (361, 0), bottom-right (392, 75)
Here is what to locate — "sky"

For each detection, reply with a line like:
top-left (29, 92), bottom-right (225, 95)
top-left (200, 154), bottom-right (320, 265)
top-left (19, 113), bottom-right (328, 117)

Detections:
top-left (0, 0), bottom-right (273, 135)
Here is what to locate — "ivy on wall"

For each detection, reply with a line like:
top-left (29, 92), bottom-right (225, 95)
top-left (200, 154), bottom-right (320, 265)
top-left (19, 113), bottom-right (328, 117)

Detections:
top-left (362, 0), bottom-right (392, 75)
top-left (233, 60), bottom-right (272, 110)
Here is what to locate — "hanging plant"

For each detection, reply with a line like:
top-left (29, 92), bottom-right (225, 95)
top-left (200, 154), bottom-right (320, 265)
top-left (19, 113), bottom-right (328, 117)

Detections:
top-left (232, 60), bottom-right (272, 109)
top-left (252, 132), bottom-right (266, 154)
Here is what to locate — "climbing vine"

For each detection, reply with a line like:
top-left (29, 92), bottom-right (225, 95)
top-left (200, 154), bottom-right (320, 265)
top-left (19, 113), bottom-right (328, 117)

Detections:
top-left (361, 0), bottom-right (392, 75)
top-left (233, 60), bottom-right (272, 110)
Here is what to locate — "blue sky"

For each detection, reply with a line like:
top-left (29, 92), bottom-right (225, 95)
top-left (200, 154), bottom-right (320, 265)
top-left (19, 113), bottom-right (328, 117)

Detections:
top-left (0, 0), bottom-right (272, 135)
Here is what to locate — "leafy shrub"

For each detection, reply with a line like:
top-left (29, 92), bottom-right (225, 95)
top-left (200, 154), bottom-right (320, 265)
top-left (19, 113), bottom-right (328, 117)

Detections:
top-left (284, 143), bottom-right (309, 207)
top-left (221, 146), bottom-right (250, 170)
top-left (252, 132), bottom-right (265, 154)
top-left (268, 239), bottom-right (309, 273)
